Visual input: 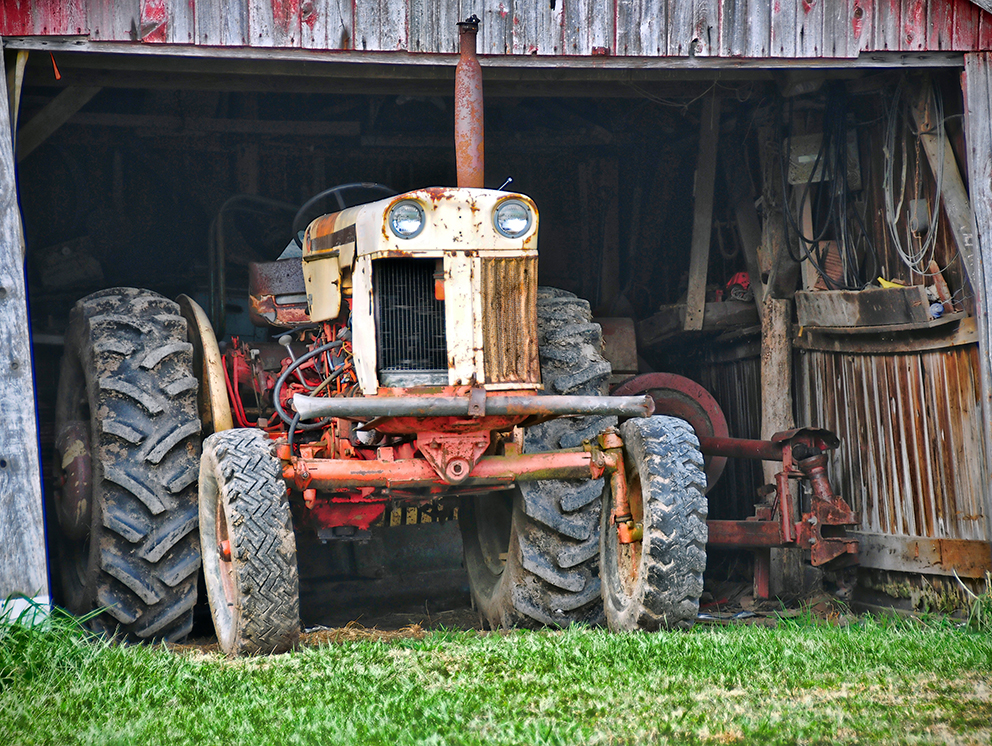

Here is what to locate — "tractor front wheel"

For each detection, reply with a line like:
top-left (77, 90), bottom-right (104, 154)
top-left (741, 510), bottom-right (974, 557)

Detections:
top-left (199, 428), bottom-right (300, 655)
top-left (601, 416), bottom-right (708, 631)
top-left (460, 288), bottom-right (612, 628)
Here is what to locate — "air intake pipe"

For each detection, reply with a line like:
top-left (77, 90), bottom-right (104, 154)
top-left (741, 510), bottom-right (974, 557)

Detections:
top-left (455, 15), bottom-right (484, 188)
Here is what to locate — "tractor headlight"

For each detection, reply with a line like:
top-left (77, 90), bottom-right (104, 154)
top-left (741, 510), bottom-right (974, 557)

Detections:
top-left (493, 199), bottom-right (533, 239)
top-left (388, 201), bottom-right (425, 239)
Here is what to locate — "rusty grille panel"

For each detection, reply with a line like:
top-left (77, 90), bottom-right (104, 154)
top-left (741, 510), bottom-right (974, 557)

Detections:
top-left (481, 257), bottom-right (540, 385)
top-left (796, 345), bottom-right (988, 542)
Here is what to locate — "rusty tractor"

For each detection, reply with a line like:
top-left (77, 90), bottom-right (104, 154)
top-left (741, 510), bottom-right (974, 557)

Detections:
top-left (50, 17), bottom-right (855, 654)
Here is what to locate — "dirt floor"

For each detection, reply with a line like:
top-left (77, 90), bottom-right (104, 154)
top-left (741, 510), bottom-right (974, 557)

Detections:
top-left (173, 579), bottom-right (856, 654)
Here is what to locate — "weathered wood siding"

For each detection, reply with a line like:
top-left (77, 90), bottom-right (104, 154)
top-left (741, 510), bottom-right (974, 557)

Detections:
top-left (0, 47), bottom-right (49, 606)
top-left (2, 0), bottom-right (992, 56)
top-left (963, 51), bottom-right (992, 542)
top-left (795, 345), bottom-right (988, 543)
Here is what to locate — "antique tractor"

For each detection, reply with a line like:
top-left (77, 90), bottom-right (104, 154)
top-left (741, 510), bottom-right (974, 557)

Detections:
top-left (49, 18), bottom-right (709, 654)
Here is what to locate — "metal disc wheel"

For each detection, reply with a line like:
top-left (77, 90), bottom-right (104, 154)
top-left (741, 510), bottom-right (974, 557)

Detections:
top-left (602, 416), bottom-right (708, 631)
top-left (199, 428), bottom-right (300, 655)
top-left (459, 288), bottom-right (612, 628)
top-left (52, 288), bottom-right (202, 642)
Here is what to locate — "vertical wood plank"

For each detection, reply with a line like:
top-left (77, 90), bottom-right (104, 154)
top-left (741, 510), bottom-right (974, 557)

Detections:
top-left (408, 0), bottom-right (460, 53)
top-left (952, 0), bottom-right (979, 50)
top-left (770, 0), bottom-right (797, 56)
top-left (616, 0), bottom-right (667, 55)
top-left (355, 0), bottom-right (409, 51)
top-left (902, 0), bottom-right (927, 50)
top-left (564, 0), bottom-right (614, 55)
top-left (195, 0), bottom-right (248, 45)
top-left (512, 0), bottom-right (563, 55)
top-left (796, 0), bottom-right (825, 57)
top-left (249, 0), bottom-right (302, 47)
top-left (0, 46), bottom-right (49, 608)
top-left (88, 0), bottom-right (141, 40)
top-left (979, 5), bottom-right (992, 50)
top-left (822, 0), bottom-right (854, 58)
top-left (927, 0), bottom-right (953, 51)
top-left (871, 0), bottom-right (899, 50)
top-left (684, 95), bottom-right (719, 331)
top-left (962, 53), bottom-right (992, 543)
top-left (301, 0), bottom-right (354, 50)
top-left (851, 0), bottom-right (872, 53)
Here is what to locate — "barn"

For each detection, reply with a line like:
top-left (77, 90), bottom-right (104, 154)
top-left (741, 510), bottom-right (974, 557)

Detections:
top-left (2, 1), bottom-right (991, 629)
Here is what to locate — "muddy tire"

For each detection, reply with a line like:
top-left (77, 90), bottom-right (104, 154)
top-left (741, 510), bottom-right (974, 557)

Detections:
top-left (199, 428), bottom-right (299, 655)
top-left (460, 288), bottom-right (613, 628)
top-left (52, 287), bottom-right (202, 642)
top-left (602, 416), bottom-right (708, 631)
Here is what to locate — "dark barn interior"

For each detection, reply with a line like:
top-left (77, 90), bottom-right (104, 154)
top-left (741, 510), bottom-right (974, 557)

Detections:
top-left (12, 48), bottom-right (979, 625)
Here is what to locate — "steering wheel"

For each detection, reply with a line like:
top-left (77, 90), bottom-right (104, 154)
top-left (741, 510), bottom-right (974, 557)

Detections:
top-left (292, 182), bottom-right (396, 235)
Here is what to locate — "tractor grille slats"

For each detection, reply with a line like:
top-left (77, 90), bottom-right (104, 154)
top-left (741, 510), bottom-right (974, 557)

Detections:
top-left (374, 259), bottom-right (447, 385)
top-left (481, 256), bottom-right (540, 385)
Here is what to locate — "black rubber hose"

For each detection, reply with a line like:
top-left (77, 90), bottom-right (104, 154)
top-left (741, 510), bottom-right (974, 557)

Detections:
top-left (273, 340), bottom-right (343, 429)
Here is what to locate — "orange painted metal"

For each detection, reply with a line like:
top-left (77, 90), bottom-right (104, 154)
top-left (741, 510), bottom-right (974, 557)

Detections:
top-left (284, 449), bottom-right (594, 491)
top-left (454, 15), bottom-right (484, 189)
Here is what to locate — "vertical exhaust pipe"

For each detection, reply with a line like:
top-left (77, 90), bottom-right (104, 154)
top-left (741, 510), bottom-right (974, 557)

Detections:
top-left (455, 15), bottom-right (484, 188)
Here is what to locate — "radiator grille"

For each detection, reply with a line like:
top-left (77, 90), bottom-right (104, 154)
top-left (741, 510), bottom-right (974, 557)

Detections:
top-left (374, 258), bottom-right (447, 386)
top-left (481, 256), bottom-right (540, 385)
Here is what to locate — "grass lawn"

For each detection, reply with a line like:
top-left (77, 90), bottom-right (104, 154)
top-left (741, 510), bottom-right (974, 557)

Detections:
top-left (1, 612), bottom-right (990, 745)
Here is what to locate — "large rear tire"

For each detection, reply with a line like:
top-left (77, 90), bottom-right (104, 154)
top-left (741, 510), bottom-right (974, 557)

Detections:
top-left (52, 288), bottom-right (202, 642)
top-left (602, 416), bottom-right (708, 631)
top-left (199, 428), bottom-right (300, 655)
top-left (460, 288), bottom-right (613, 628)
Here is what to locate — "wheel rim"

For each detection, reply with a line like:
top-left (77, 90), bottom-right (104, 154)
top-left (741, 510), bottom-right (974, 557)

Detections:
top-left (53, 357), bottom-right (94, 612)
top-left (473, 493), bottom-right (512, 577)
top-left (616, 463), bottom-right (644, 599)
top-left (200, 459), bottom-right (236, 651)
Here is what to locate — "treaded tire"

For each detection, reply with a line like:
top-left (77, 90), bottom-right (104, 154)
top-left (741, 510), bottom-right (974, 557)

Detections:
top-left (460, 288), bottom-right (614, 628)
top-left (53, 287), bottom-right (202, 642)
top-left (602, 416), bottom-right (708, 631)
top-left (199, 428), bottom-right (300, 655)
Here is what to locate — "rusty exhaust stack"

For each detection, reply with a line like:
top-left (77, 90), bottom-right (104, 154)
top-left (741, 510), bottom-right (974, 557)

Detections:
top-left (455, 15), bottom-right (484, 188)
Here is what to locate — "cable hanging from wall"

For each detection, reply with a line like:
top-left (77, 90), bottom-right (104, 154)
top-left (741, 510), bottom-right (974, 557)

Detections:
top-left (780, 84), bottom-right (879, 291)
top-left (882, 75), bottom-right (953, 278)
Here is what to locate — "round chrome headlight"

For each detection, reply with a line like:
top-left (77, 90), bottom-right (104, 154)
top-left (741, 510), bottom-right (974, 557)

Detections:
top-left (493, 199), bottom-right (533, 239)
top-left (388, 200), bottom-right (425, 239)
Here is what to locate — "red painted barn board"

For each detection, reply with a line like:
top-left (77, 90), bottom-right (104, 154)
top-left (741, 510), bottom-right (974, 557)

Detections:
top-left (1, 2), bottom-right (992, 61)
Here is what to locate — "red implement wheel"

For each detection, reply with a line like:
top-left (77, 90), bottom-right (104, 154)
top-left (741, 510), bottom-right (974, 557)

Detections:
top-left (612, 373), bottom-right (728, 493)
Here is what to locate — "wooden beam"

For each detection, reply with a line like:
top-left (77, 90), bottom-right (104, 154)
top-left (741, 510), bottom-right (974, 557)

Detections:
top-left (852, 532), bottom-right (992, 579)
top-left (16, 85), bottom-right (100, 162)
top-left (911, 78), bottom-right (981, 304)
top-left (67, 112), bottom-right (361, 138)
top-left (5, 50), bottom-right (26, 150)
top-left (684, 96), bottom-right (720, 331)
top-left (721, 127), bottom-right (765, 318)
top-left (1, 37), bottom-right (967, 71)
top-left (0, 50), bottom-right (49, 611)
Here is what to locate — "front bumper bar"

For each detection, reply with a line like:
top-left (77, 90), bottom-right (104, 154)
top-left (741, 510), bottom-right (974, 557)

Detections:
top-left (293, 392), bottom-right (655, 420)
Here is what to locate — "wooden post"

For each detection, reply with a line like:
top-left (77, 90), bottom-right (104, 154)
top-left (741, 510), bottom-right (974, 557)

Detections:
top-left (0, 45), bottom-right (49, 616)
top-left (757, 110), bottom-right (803, 597)
top-left (684, 96), bottom-right (720, 331)
top-left (962, 54), bottom-right (992, 547)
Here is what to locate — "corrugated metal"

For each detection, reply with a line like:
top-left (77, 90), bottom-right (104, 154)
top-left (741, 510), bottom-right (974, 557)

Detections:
top-left (3, 0), bottom-right (992, 56)
top-left (480, 256), bottom-right (540, 385)
top-left (796, 345), bottom-right (988, 542)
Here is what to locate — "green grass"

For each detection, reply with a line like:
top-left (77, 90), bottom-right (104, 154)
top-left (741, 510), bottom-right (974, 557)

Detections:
top-left (1, 611), bottom-right (990, 745)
